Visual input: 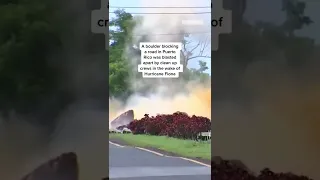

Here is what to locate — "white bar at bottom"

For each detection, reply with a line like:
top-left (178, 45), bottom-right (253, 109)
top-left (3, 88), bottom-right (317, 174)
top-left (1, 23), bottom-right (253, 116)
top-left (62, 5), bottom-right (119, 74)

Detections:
top-left (110, 166), bottom-right (211, 178)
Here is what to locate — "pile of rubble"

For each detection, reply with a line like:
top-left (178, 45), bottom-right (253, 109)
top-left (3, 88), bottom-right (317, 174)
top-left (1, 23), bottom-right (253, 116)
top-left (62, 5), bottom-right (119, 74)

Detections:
top-left (109, 110), bottom-right (133, 133)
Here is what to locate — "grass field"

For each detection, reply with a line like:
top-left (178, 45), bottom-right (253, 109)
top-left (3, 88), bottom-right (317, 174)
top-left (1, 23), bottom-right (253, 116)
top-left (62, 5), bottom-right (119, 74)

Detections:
top-left (109, 133), bottom-right (211, 160)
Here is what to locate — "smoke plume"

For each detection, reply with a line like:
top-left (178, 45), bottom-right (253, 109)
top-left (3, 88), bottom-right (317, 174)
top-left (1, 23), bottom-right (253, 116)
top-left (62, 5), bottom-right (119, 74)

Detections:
top-left (109, 0), bottom-right (211, 124)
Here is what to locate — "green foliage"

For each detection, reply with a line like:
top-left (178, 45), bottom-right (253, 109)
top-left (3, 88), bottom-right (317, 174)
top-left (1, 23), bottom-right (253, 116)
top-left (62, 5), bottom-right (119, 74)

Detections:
top-left (0, 0), bottom-right (61, 111)
top-left (109, 10), bottom-right (135, 98)
top-left (183, 61), bottom-right (210, 83)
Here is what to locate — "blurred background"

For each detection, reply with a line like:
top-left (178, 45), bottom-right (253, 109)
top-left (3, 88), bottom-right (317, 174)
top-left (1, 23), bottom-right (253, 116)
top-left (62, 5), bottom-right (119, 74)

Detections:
top-left (212, 0), bottom-right (320, 179)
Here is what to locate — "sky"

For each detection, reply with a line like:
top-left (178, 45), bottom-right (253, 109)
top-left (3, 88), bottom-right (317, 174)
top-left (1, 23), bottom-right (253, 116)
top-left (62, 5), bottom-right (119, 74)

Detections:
top-left (109, 0), bottom-right (212, 74)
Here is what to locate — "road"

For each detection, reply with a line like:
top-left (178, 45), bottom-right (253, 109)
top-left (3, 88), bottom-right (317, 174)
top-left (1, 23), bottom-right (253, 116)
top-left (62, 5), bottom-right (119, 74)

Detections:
top-left (109, 142), bottom-right (211, 180)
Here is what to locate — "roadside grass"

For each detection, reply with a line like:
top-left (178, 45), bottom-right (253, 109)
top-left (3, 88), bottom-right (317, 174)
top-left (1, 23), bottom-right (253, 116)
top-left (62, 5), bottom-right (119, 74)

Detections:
top-left (109, 133), bottom-right (211, 160)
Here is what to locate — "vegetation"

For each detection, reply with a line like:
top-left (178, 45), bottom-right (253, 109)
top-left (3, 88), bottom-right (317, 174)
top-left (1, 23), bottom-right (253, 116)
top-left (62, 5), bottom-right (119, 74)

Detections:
top-left (0, 0), bottom-right (62, 116)
top-left (127, 112), bottom-right (210, 140)
top-left (109, 133), bottom-right (211, 160)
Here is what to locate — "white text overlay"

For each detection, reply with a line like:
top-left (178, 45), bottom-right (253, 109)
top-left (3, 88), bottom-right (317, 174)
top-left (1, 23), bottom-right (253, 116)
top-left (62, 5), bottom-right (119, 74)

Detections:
top-left (138, 42), bottom-right (183, 78)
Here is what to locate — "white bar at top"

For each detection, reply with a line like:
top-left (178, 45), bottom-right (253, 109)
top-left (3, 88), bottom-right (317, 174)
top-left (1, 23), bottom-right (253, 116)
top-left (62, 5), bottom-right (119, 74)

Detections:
top-left (181, 20), bottom-right (204, 26)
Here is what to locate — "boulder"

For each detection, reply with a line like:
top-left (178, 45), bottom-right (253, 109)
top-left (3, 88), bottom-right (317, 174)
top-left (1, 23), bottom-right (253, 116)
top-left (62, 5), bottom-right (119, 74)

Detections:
top-left (110, 110), bottom-right (134, 129)
top-left (21, 152), bottom-right (78, 180)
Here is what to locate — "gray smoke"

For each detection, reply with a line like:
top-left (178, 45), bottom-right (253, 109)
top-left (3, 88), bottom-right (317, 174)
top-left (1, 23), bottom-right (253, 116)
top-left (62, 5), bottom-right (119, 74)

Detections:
top-left (109, 0), bottom-right (212, 122)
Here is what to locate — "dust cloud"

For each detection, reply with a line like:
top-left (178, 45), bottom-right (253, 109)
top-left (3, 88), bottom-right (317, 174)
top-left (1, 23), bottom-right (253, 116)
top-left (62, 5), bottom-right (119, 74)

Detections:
top-left (109, 0), bottom-right (211, 123)
top-left (110, 83), bottom-right (211, 121)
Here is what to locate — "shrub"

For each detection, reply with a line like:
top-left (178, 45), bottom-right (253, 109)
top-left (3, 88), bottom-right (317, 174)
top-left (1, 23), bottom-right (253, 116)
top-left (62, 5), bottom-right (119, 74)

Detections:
top-left (127, 112), bottom-right (211, 139)
top-left (144, 115), bottom-right (168, 135)
top-left (127, 114), bottom-right (148, 134)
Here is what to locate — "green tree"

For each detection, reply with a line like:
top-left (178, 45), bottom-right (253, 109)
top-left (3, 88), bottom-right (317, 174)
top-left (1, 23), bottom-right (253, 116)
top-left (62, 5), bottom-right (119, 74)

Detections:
top-left (0, 0), bottom-right (62, 114)
top-left (109, 9), bottom-right (135, 98)
top-left (187, 60), bottom-right (210, 83)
